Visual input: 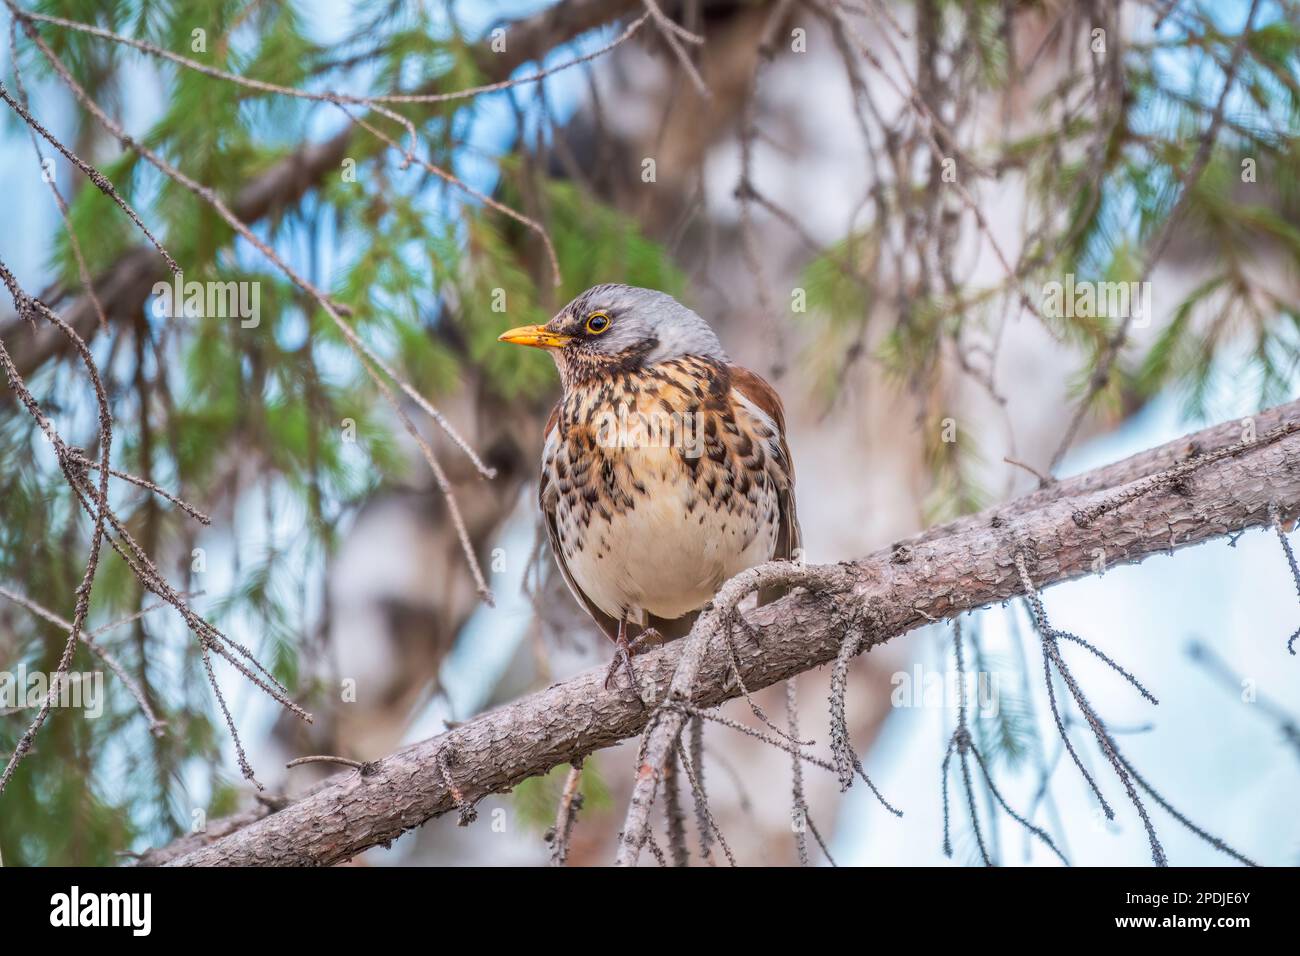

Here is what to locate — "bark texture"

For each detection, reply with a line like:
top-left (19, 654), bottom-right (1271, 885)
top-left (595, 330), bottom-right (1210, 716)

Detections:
top-left (152, 399), bottom-right (1300, 866)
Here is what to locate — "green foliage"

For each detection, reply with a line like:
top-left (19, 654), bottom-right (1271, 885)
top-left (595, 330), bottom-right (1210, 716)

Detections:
top-left (921, 410), bottom-right (986, 525)
top-left (512, 759), bottom-right (612, 833)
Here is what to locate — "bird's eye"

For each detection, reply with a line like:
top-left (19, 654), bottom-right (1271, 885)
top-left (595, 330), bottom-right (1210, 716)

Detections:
top-left (585, 311), bottom-right (611, 334)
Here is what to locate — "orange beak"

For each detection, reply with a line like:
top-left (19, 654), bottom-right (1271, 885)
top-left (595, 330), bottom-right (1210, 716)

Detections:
top-left (496, 324), bottom-right (572, 350)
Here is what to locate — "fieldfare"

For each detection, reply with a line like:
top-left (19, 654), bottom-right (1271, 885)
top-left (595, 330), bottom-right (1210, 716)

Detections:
top-left (498, 284), bottom-right (800, 696)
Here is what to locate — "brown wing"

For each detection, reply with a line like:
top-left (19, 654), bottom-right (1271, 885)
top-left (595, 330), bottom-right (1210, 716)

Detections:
top-left (538, 402), bottom-right (621, 642)
top-left (728, 364), bottom-right (802, 563)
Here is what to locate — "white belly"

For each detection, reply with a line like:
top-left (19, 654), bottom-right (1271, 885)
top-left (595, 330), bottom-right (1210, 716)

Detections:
top-left (556, 447), bottom-right (778, 624)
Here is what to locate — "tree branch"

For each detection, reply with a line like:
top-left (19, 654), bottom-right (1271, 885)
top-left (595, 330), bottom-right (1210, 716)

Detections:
top-left (146, 398), bottom-right (1300, 866)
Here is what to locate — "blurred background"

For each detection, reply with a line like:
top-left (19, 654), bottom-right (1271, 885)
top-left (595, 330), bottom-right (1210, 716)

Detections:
top-left (1, 0), bottom-right (1298, 866)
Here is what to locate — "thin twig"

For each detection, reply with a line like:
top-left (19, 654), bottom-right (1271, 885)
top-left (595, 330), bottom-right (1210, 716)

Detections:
top-left (286, 755), bottom-right (376, 774)
top-left (0, 584), bottom-right (166, 735)
top-left (642, 0), bottom-right (711, 99)
top-left (1268, 503), bottom-right (1300, 655)
top-left (0, 77), bottom-right (177, 276)
top-left (0, 258), bottom-right (113, 794)
top-left (436, 748), bottom-right (477, 826)
top-left (1016, 552), bottom-right (1167, 865)
top-left (546, 761), bottom-right (585, 866)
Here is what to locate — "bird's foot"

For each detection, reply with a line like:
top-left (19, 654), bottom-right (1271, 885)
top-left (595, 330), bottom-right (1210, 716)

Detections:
top-left (603, 627), bottom-right (664, 705)
top-left (627, 627), bottom-right (664, 655)
top-left (603, 637), bottom-right (639, 701)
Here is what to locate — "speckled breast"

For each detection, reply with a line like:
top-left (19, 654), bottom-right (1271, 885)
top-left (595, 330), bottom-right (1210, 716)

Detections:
top-left (544, 357), bottom-right (782, 623)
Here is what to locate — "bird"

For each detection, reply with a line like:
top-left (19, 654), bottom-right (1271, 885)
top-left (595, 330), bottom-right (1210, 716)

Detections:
top-left (497, 283), bottom-right (801, 698)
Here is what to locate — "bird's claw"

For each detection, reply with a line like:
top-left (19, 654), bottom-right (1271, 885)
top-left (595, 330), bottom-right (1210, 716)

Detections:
top-left (603, 640), bottom-right (638, 699)
top-left (602, 627), bottom-right (663, 706)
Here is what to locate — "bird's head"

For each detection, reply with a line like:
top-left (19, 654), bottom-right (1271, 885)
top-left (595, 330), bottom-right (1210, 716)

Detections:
top-left (497, 284), bottom-right (725, 389)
